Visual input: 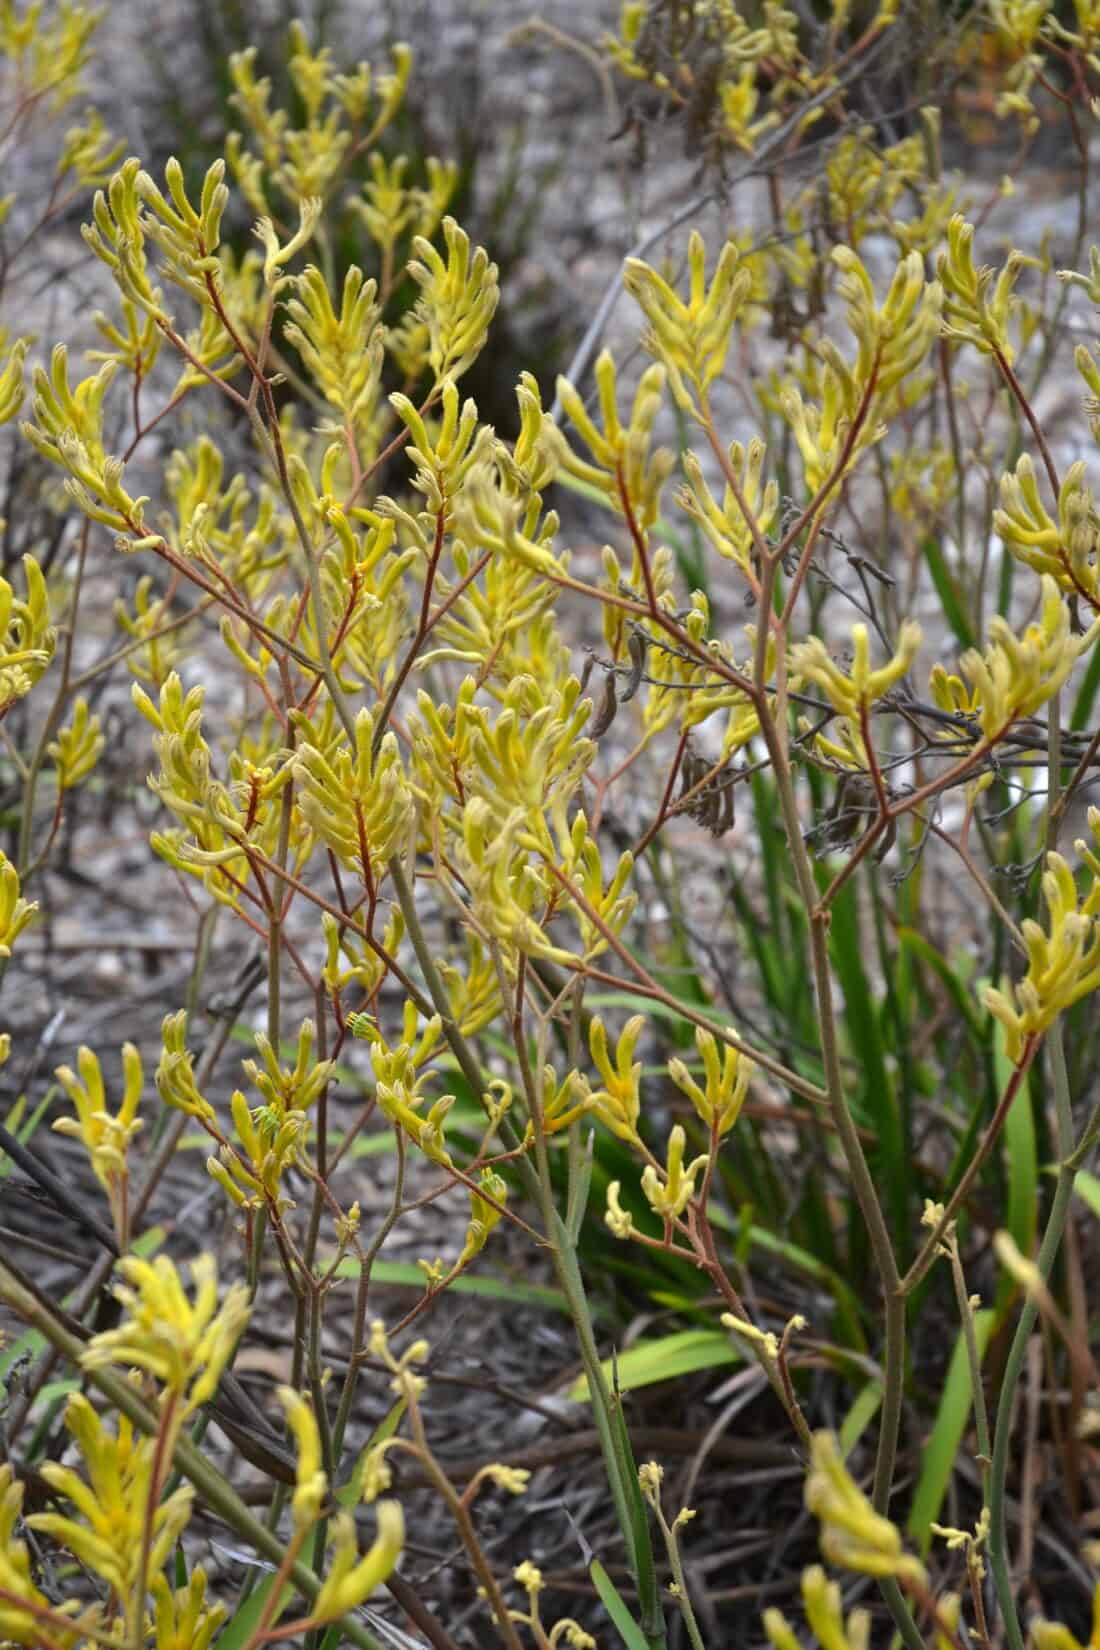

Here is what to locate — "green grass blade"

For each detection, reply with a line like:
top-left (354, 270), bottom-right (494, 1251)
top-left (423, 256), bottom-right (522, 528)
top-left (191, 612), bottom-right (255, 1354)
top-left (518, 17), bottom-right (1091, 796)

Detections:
top-left (338, 1399), bottom-right (408, 1507)
top-left (332, 1258), bottom-right (568, 1313)
top-left (590, 1559), bottom-right (652, 1650)
top-left (906, 1309), bottom-right (994, 1554)
top-left (999, 1022), bottom-right (1037, 1261)
top-left (826, 878), bottom-right (908, 1257)
top-left (1072, 633), bottom-right (1100, 729)
top-left (1069, 1167), bottom-right (1100, 1219)
top-left (839, 1381), bottom-right (883, 1456)
top-left (567, 1330), bottom-right (740, 1401)
top-left (920, 534), bottom-right (975, 649)
top-left (0, 1085), bottom-right (56, 1178)
top-left (214, 1572), bottom-right (295, 1650)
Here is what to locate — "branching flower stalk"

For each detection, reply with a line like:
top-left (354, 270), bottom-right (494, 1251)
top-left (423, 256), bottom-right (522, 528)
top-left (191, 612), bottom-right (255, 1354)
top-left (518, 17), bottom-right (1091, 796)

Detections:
top-left (5, 13), bottom-right (1100, 1648)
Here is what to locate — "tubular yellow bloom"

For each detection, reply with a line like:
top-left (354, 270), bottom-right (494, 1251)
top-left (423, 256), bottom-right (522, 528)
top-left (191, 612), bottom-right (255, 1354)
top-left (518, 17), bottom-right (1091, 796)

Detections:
top-left (54, 1042), bottom-right (142, 1173)
top-left (582, 1014), bottom-right (645, 1142)
top-left (793, 621), bottom-right (922, 720)
top-left (792, 621), bottom-right (921, 766)
top-left (80, 1253), bottom-right (251, 1413)
top-left (312, 1503), bottom-right (404, 1621)
top-left (0, 555), bottom-right (55, 714)
top-left (624, 230), bottom-right (753, 411)
top-left (958, 578), bottom-right (1098, 738)
top-left (556, 351), bottom-right (674, 533)
top-left (668, 1026), bottom-right (752, 1138)
top-left (150, 1568), bottom-right (226, 1650)
top-left (804, 1433), bottom-right (927, 1583)
top-left (27, 1395), bottom-right (194, 1620)
top-left (605, 1181), bottom-right (635, 1239)
top-left (277, 1387), bottom-right (328, 1530)
top-left (0, 1463), bottom-right (64, 1648)
top-left (407, 215), bottom-right (499, 382)
top-left (640, 1126), bottom-right (708, 1220)
top-left (0, 849), bottom-right (37, 957)
top-left (47, 695), bottom-right (105, 790)
top-left (938, 213), bottom-right (1027, 360)
top-left (984, 850), bottom-right (1100, 1062)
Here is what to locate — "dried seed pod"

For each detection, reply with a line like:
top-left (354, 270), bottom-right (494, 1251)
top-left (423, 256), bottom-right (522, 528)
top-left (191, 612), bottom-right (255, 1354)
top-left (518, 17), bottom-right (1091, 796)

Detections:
top-left (678, 745), bottom-right (736, 836)
top-left (589, 669), bottom-right (619, 738)
top-left (621, 628), bottom-right (648, 703)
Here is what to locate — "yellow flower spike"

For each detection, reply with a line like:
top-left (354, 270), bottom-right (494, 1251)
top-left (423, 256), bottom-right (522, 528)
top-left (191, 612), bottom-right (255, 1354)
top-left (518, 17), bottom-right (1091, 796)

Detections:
top-left (47, 695), bottom-right (105, 790)
top-left (958, 577), bottom-right (1097, 738)
top-left (452, 455), bottom-right (565, 577)
top-left (28, 1394), bottom-right (194, 1618)
top-left (984, 849), bottom-right (1100, 1061)
top-left (550, 1623), bottom-right (597, 1649)
top-left (284, 262), bottom-right (383, 427)
top-left (251, 194), bottom-right (322, 289)
top-left (457, 1168), bottom-right (508, 1267)
top-left (0, 554), bottom-right (55, 712)
top-left (514, 1558), bottom-right (543, 1596)
top-left (938, 214), bottom-right (1027, 361)
top-left (780, 246), bottom-right (941, 492)
top-left (0, 334), bottom-right (27, 425)
top-left (668, 1026), bottom-right (752, 1137)
top-left (799, 1565), bottom-right (872, 1650)
top-left (0, 850), bottom-right (37, 956)
top-left (762, 1604), bottom-right (804, 1650)
top-left (1074, 342), bottom-right (1100, 444)
top-left (80, 1253), bottom-right (251, 1414)
top-left (356, 1439), bottom-right (396, 1502)
top-left (53, 1042), bottom-right (143, 1220)
top-left (156, 1011), bottom-right (218, 1126)
top-left (0, 1462), bottom-right (64, 1648)
top-left (722, 1312), bottom-right (780, 1361)
top-left (149, 1567), bottom-right (226, 1650)
top-left (312, 1504), bottom-right (405, 1622)
top-left (368, 1319), bottom-right (430, 1400)
top-left (583, 1013), bottom-right (645, 1141)
top-left (407, 215), bottom-right (500, 382)
top-left (277, 1387), bottom-right (328, 1530)
top-left (794, 621), bottom-right (922, 721)
top-left (804, 1433), bottom-right (927, 1583)
top-left (791, 620), bottom-right (921, 767)
top-left (464, 1463), bottom-right (531, 1504)
top-left (57, 109), bottom-right (125, 190)
top-left (640, 1126), bottom-right (708, 1221)
top-left (555, 810), bottom-right (636, 961)
top-left (624, 231), bottom-right (753, 412)
top-left (244, 1019), bottom-right (334, 1114)
top-left (1059, 244), bottom-right (1100, 305)
top-left (994, 453), bottom-right (1100, 600)
top-left (677, 438), bottom-right (778, 576)
top-left (556, 352), bottom-right (674, 534)
top-left (638, 1460), bottom-right (664, 1500)
top-left (526, 1064), bottom-right (591, 1139)
top-left (209, 1086), bottom-right (307, 1211)
top-left (502, 371), bottom-right (567, 498)
top-left (928, 661), bottom-right (982, 732)
top-left (293, 706), bottom-right (414, 874)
